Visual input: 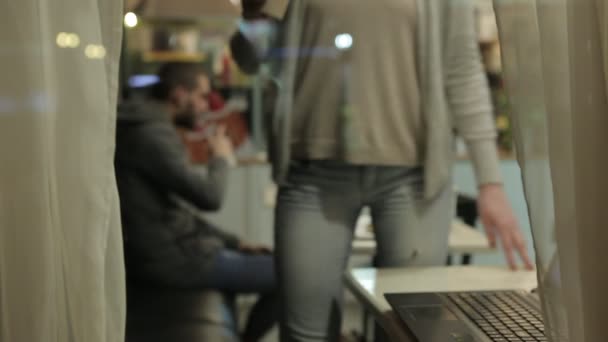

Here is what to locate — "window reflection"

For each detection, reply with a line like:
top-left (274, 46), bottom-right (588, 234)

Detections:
top-left (124, 12), bottom-right (139, 28)
top-left (56, 32), bottom-right (80, 48)
top-left (334, 33), bottom-right (353, 50)
top-left (85, 44), bottom-right (106, 59)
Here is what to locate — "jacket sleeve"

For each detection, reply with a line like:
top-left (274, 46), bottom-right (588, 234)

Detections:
top-left (138, 124), bottom-right (230, 211)
top-left (174, 191), bottom-right (242, 249)
top-left (445, 0), bottom-right (502, 186)
top-left (197, 219), bottom-right (241, 250)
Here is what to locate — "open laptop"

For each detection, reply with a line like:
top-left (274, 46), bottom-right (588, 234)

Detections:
top-left (385, 244), bottom-right (561, 341)
top-left (385, 290), bottom-right (546, 341)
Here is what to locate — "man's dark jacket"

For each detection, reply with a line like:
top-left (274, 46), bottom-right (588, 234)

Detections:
top-left (115, 101), bottom-right (239, 286)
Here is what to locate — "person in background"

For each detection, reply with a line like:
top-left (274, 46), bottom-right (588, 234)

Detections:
top-left (232, 1), bottom-right (535, 341)
top-left (115, 62), bottom-right (277, 342)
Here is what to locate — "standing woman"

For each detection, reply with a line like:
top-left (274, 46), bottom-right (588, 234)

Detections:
top-left (233, 1), bottom-right (534, 341)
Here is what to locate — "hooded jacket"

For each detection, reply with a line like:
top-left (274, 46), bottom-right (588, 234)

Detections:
top-left (115, 100), bottom-right (239, 286)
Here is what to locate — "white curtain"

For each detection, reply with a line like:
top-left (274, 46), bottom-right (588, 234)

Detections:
top-left (495, 0), bottom-right (608, 340)
top-left (0, 1), bottom-right (125, 341)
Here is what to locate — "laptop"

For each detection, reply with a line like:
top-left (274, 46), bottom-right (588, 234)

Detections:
top-left (385, 290), bottom-right (546, 342)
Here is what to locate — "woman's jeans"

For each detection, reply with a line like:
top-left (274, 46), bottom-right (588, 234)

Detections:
top-left (275, 161), bottom-right (453, 341)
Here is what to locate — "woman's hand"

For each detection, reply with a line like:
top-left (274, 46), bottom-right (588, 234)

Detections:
top-left (478, 184), bottom-right (534, 270)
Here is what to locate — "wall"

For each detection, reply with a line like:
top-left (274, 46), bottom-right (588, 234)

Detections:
top-left (204, 164), bottom-right (275, 246)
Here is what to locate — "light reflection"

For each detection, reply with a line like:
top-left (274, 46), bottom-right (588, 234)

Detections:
top-left (0, 97), bottom-right (17, 114)
top-left (85, 44), bottom-right (106, 59)
top-left (31, 93), bottom-right (55, 113)
top-left (0, 94), bottom-right (56, 115)
top-left (335, 33), bottom-right (353, 50)
top-left (128, 75), bottom-right (159, 88)
top-left (56, 32), bottom-right (80, 48)
top-left (124, 12), bottom-right (138, 28)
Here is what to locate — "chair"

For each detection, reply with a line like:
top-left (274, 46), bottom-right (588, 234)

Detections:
top-left (125, 280), bottom-right (240, 342)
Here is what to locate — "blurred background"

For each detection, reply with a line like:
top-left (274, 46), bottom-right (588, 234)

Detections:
top-left (120, 1), bottom-right (535, 340)
top-left (120, 0), bottom-right (530, 264)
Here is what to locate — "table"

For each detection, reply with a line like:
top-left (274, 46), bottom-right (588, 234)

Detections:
top-left (352, 220), bottom-right (495, 256)
top-left (345, 266), bottom-right (538, 341)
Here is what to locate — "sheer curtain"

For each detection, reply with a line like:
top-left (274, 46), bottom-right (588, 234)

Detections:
top-left (0, 1), bottom-right (125, 341)
top-left (495, 0), bottom-right (608, 340)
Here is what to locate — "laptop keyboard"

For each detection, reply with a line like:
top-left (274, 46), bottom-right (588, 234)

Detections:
top-left (447, 292), bottom-right (546, 342)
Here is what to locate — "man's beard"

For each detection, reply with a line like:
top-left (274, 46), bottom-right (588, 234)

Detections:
top-left (173, 102), bottom-right (198, 130)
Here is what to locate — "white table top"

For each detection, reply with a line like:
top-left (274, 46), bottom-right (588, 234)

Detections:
top-left (345, 266), bottom-right (538, 340)
top-left (352, 220), bottom-right (494, 255)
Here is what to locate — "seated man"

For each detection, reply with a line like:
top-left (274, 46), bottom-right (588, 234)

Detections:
top-left (115, 62), bottom-right (276, 342)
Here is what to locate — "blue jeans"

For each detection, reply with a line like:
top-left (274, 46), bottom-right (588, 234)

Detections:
top-left (204, 250), bottom-right (278, 341)
top-left (275, 161), bottom-right (453, 341)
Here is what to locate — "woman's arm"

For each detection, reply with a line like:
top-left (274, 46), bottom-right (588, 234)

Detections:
top-left (444, 1), bottom-right (533, 270)
top-left (444, 0), bottom-right (502, 186)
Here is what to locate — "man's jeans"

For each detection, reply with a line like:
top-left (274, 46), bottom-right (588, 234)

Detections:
top-left (205, 249), bottom-right (278, 340)
top-left (275, 161), bottom-right (453, 341)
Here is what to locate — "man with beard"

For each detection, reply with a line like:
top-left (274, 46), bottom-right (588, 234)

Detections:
top-left (115, 62), bottom-right (277, 342)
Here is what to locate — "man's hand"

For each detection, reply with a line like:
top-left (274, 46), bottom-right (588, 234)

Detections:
top-left (239, 242), bottom-right (272, 255)
top-left (208, 125), bottom-right (234, 161)
top-left (478, 184), bottom-right (534, 271)
top-left (242, 0), bottom-right (267, 19)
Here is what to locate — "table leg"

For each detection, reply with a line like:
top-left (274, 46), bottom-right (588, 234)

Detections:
top-left (361, 309), bottom-right (369, 342)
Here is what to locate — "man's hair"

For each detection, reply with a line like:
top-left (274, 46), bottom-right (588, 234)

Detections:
top-left (149, 62), bottom-right (208, 101)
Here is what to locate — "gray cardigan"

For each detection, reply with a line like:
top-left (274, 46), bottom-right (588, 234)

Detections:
top-left (234, 0), bottom-right (501, 199)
